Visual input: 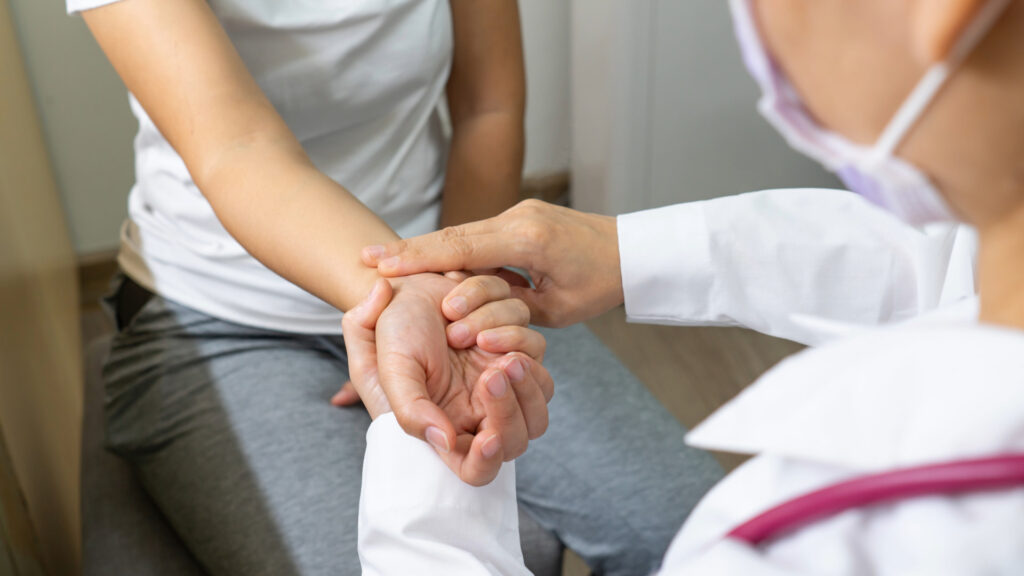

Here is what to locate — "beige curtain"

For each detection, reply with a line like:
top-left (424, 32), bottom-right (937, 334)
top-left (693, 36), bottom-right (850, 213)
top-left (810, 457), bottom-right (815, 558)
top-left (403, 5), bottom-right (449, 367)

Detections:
top-left (0, 0), bottom-right (83, 572)
top-left (0, 425), bottom-right (46, 576)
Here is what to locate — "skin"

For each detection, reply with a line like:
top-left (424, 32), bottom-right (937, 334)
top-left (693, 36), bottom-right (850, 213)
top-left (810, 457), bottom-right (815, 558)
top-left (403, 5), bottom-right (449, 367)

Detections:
top-left (366, 0), bottom-right (1024, 334)
top-left (364, 200), bottom-right (622, 328)
top-left (82, 0), bottom-right (541, 483)
top-left (441, 0), bottom-right (527, 228)
top-left (342, 276), bottom-right (553, 486)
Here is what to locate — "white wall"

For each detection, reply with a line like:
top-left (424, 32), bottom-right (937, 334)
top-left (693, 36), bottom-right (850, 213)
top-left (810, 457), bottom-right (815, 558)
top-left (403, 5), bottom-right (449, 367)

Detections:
top-left (11, 2), bottom-right (572, 256)
top-left (8, 0), bottom-right (135, 256)
top-left (519, 0), bottom-right (571, 177)
top-left (572, 0), bottom-right (839, 216)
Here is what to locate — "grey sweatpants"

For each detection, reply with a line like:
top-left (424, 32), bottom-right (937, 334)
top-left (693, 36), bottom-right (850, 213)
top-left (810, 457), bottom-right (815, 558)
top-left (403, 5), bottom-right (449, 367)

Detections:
top-left (102, 291), bottom-right (723, 576)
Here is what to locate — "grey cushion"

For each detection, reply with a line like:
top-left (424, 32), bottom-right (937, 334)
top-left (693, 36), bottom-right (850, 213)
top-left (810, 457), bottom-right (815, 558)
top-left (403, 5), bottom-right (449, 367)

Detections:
top-left (81, 336), bottom-right (564, 575)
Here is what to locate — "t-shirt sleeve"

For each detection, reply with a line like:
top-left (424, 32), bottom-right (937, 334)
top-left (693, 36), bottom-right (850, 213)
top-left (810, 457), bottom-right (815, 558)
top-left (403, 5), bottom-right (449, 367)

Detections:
top-left (67, 0), bottom-right (123, 15)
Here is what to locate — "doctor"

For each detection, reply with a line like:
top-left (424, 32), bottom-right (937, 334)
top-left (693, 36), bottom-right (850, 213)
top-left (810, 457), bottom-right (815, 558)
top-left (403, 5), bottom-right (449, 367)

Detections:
top-left (345, 0), bottom-right (1024, 573)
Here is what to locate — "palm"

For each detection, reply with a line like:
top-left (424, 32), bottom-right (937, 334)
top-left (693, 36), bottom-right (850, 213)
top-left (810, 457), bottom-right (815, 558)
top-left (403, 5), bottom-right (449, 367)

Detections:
top-left (375, 274), bottom-right (500, 435)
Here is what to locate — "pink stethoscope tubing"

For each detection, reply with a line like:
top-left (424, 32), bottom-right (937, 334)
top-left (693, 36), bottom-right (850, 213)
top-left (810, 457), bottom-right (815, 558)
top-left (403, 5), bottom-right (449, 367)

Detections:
top-left (727, 453), bottom-right (1024, 546)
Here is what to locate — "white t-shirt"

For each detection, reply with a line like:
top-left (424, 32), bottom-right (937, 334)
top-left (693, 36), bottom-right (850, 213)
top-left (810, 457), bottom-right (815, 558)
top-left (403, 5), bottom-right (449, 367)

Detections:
top-left (68, 0), bottom-right (453, 333)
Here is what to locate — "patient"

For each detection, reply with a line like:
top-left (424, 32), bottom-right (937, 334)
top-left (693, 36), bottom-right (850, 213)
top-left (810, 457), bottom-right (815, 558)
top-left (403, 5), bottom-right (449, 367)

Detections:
top-left (348, 0), bottom-right (1024, 573)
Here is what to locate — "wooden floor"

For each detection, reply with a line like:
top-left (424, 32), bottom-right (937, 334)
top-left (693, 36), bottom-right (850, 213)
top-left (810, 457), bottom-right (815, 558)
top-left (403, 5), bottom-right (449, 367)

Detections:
top-left (79, 266), bottom-right (804, 575)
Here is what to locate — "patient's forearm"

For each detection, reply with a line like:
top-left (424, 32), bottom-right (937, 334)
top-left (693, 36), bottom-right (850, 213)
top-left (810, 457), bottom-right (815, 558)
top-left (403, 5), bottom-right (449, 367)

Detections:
top-left (83, 0), bottom-right (399, 313)
top-left (199, 137), bottom-right (399, 312)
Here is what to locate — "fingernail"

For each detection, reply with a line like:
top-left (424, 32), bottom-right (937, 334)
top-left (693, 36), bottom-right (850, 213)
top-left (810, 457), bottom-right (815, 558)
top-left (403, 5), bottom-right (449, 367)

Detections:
top-left (481, 434), bottom-right (501, 459)
top-left (364, 245), bottom-right (386, 261)
top-left (426, 426), bottom-right (450, 453)
top-left (447, 296), bottom-right (468, 316)
top-left (380, 256), bottom-right (400, 270)
top-left (504, 358), bottom-right (526, 383)
top-left (449, 323), bottom-right (470, 344)
top-left (486, 370), bottom-right (508, 398)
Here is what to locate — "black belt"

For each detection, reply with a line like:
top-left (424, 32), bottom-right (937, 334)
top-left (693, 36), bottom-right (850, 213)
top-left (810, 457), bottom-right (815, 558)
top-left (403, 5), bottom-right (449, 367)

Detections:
top-left (114, 276), bottom-right (155, 331)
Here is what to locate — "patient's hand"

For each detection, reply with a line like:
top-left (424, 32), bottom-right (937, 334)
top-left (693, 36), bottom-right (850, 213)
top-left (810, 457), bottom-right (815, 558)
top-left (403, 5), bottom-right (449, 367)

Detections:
top-left (336, 273), bottom-right (553, 486)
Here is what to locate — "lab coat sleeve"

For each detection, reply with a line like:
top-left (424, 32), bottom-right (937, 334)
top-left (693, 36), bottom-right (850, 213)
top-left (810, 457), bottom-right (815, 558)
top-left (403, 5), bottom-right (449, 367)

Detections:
top-left (358, 413), bottom-right (531, 576)
top-left (617, 188), bottom-right (976, 346)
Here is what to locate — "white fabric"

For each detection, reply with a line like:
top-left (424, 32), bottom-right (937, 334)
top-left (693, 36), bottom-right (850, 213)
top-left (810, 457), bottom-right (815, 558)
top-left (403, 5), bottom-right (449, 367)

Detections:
top-left (663, 316), bottom-right (1024, 575)
top-left (68, 0), bottom-right (452, 333)
top-left (617, 188), bottom-right (977, 346)
top-left (356, 315), bottom-right (1024, 575)
top-left (358, 413), bottom-right (529, 576)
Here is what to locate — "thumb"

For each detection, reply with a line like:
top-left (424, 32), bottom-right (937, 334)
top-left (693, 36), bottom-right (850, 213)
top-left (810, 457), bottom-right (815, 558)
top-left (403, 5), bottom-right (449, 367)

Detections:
top-left (378, 359), bottom-right (459, 457)
top-left (341, 279), bottom-right (394, 419)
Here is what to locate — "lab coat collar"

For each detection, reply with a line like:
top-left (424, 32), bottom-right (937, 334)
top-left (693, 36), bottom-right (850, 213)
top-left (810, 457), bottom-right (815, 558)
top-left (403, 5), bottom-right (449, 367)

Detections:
top-left (686, 313), bottom-right (1024, 472)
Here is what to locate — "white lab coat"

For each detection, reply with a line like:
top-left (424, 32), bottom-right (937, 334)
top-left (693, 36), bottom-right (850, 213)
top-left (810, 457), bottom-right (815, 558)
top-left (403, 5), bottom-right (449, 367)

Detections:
top-left (616, 188), bottom-right (977, 347)
top-left (358, 189), bottom-right (1024, 574)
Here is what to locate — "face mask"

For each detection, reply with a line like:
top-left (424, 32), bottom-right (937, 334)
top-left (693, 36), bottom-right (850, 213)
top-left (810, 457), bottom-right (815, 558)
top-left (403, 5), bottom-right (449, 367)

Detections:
top-left (728, 0), bottom-right (1010, 225)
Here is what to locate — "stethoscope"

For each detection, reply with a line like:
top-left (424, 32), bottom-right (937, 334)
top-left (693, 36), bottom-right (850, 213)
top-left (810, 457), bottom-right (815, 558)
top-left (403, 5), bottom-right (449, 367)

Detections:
top-left (728, 453), bottom-right (1024, 546)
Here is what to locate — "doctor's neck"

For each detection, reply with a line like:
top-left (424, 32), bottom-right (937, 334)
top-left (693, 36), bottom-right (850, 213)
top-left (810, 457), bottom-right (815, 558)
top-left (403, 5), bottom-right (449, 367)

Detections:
top-left (977, 199), bottom-right (1024, 329)
top-left (905, 4), bottom-right (1024, 330)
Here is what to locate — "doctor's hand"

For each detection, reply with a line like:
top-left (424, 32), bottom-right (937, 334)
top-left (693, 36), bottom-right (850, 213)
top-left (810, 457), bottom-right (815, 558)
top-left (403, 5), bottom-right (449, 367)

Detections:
top-left (336, 274), bottom-right (553, 486)
top-left (361, 199), bottom-right (623, 328)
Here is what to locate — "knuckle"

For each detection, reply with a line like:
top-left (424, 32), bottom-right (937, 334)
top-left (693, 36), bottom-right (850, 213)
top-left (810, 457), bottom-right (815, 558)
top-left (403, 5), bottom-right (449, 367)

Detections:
top-left (506, 439), bottom-right (528, 460)
top-left (533, 332), bottom-right (548, 358)
top-left (530, 418), bottom-right (549, 440)
top-left (470, 307), bottom-right (496, 331)
top-left (439, 227), bottom-right (472, 255)
top-left (515, 198), bottom-right (546, 214)
top-left (460, 279), bottom-right (484, 305)
top-left (439, 225), bottom-right (465, 240)
top-left (384, 239), bottom-right (410, 259)
top-left (543, 377), bottom-right (555, 402)
top-left (452, 237), bottom-right (475, 259)
top-left (522, 220), bottom-right (550, 245)
top-left (465, 274), bottom-right (489, 290)
top-left (341, 312), bottom-right (362, 332)
top-left (392, 403), bottom-right (417, 430)
top-left (510, 299), bottom-right (531, 323)
top-left (479, 275), bottom-right (511, 299)
top-left (511, 221), bottom-right (549, 255)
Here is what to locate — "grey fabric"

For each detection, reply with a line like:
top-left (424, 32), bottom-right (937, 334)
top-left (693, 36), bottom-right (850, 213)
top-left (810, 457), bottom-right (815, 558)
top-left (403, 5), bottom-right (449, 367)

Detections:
top-left (84, 328), bottom-right (560, 576)
top-left (98, 293), bottom-right (723, 576)
top-left (521, 326), bottom-right (724, 575)
top-left (81, 336), bottom-right (206, 575)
